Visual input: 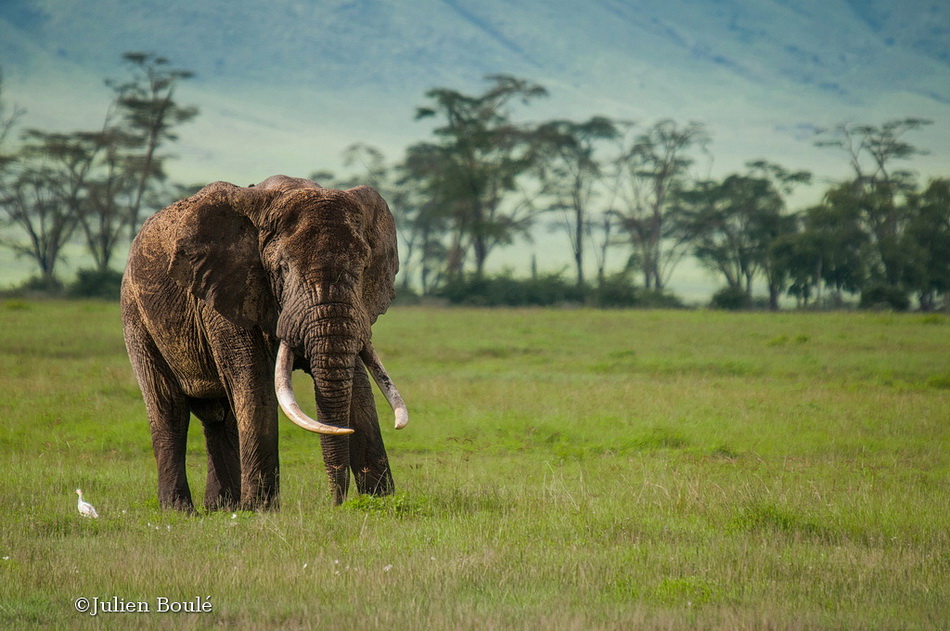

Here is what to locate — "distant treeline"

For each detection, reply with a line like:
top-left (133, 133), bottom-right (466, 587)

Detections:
top-left (0, 53), bottom-right (198, 298)
top-left (1, 56), bottom-right (947, 310)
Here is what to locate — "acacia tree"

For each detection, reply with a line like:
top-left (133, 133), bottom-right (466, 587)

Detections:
top-left (108, 52), bottom-right (197, 239)
top-left (673, 160), bottom-right (810, 308)
top-left (3, 126), bottom-right (138, 277)
top-left (0, 131), bottom-right (91, 286)
top-left (771, 195), bottom-right (869, 308)
top-left (679, 175), bottom-right (785, 295)
top-left (746, 160), bottom-right (812, 307)
top-left (406, 75), bottom-right (548, 279)
top-left (904, 178), bottom-right (950, 310)
top-left (805, 196), bottom-right (869, 305)
top-left (71, 53), bottom-right (197, 273)
top-left (815, 119), bottom-right (932, 296)
top-left (0, 54), bottom-right (197, 286)
top-left (392, 151), bottom-right (452, 293)
top-left (611, 119), bottom-right (710, 290)
top-left (0, 71), bottom-right (82, 286)
top-left (769, 230), bottom-right (818, 308)
top-left (0, 69), bottom-right (23, 165)
top-left (76, 126), bottom-right (142, 272)
top-left (535, 116), bottom-right (618, 287)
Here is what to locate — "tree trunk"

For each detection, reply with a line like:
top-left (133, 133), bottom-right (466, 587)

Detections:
top-left (768, 283), bottom-right (780, 311)
top-left (574, 192), bottom-right (585, 288)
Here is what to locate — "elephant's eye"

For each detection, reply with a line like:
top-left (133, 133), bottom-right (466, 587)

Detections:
top-left (272, 260), bottom-right (290, 296)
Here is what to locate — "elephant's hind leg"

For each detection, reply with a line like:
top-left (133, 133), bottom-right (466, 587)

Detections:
top-left (191, 398), bottom-right (242, 511)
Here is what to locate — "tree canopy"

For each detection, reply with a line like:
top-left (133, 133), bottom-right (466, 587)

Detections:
top-left (0, 53), bottom-right (197, 292)
top-left (1, 64), bottom-right (946, 310)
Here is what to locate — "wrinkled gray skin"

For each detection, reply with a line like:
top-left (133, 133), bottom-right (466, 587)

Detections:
top-left (121, 175), bottom-right (399, 510)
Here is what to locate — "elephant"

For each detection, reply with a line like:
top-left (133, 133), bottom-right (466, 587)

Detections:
top-left (120, 174), bottom-right (407, 511)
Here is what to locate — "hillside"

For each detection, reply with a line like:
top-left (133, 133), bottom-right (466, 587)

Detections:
top-left (3, 0), bottom-right (949, 178)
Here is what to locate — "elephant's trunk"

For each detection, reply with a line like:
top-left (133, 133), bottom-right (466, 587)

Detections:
top-left (275, 342), bottom-right (354, 436)
top-left (310, 342), bottom-right (359, 504)
top-left (274, 301), bottom-right (408, 504)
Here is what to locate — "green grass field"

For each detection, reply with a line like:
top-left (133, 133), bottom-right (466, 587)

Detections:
top-left (1, 301), bottom-right (948, 629)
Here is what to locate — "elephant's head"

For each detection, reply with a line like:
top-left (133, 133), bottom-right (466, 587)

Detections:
top-left (166, 174), bottom-right (407, 445)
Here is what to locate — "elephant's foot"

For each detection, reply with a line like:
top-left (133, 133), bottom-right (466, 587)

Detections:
top-left (204, 484), bottom-right (239, 511)
top-left (238, 496), bottom-right (279, 511)
top-left (157, 470), bottom-right (195, 512)
top-left (159, 492), bottom-right (197, 513)
top-left (239, 471), bottom-right (280, 511)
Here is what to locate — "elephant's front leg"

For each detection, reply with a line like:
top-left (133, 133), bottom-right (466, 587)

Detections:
top-left (209, 324), bottom-right (281, 510)
top-left (125, 317), bottom-right (195, 511)
top-left (232, 389), bottom-right (281, 510)
top-left (349, 358), bottom-right (394, 497)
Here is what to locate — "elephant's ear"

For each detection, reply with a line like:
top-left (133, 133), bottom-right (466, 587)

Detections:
top-left (346, 185), bottom-right (399, 322)
top-left (168, 183), bottom-right (277, 330)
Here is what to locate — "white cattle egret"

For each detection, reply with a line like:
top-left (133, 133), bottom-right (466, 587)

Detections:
top-left (75, 488), bottom-right (99, 519)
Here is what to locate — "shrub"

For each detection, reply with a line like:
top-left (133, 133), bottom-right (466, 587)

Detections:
top-left (436, 273), bottom-right (584, 307)
top-left (12, 275), bottom-right (64, 297)
top-left (637, 288), bottom-right (685, 309)
top-left (392, 286), bottom-right (421, 306)
top-left (859, 284), bottom-right (911, 311)
top-left (710, 286), bottom-right (752, 310)
top-left (519, 274), bottom-right (586, 306)
top-left (67, 268), bottom-right (124, 300)
top-left (433, 272), bottom-right (684, 309)
top-left (589, 273), bottom-right (639, 308)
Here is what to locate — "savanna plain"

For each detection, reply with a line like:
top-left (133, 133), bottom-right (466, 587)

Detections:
top-left (0, 301), bottom-right (947, 630)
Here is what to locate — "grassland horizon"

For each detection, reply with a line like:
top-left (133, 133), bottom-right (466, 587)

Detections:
top-left (0, 301), bottom-right (947, 629)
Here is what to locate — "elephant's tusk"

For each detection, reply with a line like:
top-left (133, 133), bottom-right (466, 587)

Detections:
top-left (275, 342), bottom-right (354, 436)
top-left (360, 341), bottom-right (409, 430)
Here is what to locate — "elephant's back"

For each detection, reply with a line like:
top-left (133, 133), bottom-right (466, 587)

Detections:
top-left (122, 197), bottom-right (189, 309)
top-left (132, 197), bottom-right (191, 258)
